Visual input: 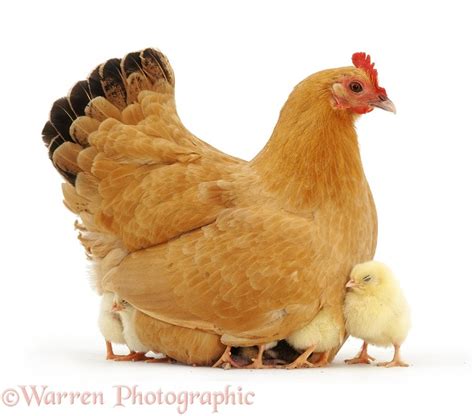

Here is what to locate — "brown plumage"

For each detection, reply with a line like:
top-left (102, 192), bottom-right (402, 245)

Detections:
top-left (135, 311), bottom-right (225, 366)
top-left (42, 48), bottom-right (391, 366)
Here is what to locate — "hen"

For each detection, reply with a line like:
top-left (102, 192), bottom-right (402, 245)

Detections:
top-left (42, 48), bottom-right (394, 367)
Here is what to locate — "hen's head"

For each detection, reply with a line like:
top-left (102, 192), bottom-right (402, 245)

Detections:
top-left (332, 52), bottom-right (395, 115)
top-left (302, 52), bottom-right (395, 116)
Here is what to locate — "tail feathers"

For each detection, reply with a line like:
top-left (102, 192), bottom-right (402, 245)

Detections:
top-left (52, 142), bottom-right (82, 183)
top-left (42, 48), bottom-right (175, 184)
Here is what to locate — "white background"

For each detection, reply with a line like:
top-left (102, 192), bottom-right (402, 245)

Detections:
top-left (0, 0), bottom-right (472, 415)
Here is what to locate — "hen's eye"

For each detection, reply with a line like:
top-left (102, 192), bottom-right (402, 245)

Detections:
top-left (349, 81), bottom-right (363, 93)
top-left (363, 275), bottom-right (372, 282)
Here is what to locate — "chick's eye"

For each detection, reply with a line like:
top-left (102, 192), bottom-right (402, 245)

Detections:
top-left (349, 81), bottom-right (363, 93)
top-left (363, 275), bottom-right (372, 282)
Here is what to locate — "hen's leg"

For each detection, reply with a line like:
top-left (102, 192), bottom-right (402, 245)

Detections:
top-left (377, 344), bottom-right (409, 368)
top-left (212, 346), bottom-right (242, 369)
top-left (345, 341), bottom-right (374, 365)
top-left (286, 345), bottom-right (316, 369)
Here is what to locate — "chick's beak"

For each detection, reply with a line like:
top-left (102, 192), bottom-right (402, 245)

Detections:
top-left (371, 95), bottom-right (396, 114)
top-left (111, 303), bottom-right (123, 312)
top-left (345, 279), bottom-right (357, 288)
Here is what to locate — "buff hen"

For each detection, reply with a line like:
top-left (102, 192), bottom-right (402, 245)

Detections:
top-left (42, 48), bottom-right (394, 367)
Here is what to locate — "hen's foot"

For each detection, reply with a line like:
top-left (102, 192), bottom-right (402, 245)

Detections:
top-left (345, 341), bottom-right (374, 365)
top-left (213, 346), bottom-right (242, 369)
top-left (285, 345), bottom-right (316, 369)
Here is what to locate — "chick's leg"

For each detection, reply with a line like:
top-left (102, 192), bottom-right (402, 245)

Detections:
top-left (113, 352), bottom-right (149, 362)
top-left (377, 344), bottom-right (409, 368)
top-left (212, 346), bottom-right (242, 369)
top-left (286, 345), bottom-right (316, 369)
top-left (105, 341), bottom-right (145, 361)
top-left (345, 341), bottom-right (374, 365)
top-left (243, 345), bottom-right (279, 369)
top-left (105, 341), bottom-right (128, 360)
top-left (309, 350), bottom-right (330, 367)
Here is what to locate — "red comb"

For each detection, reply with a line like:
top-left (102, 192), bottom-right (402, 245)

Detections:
top-left (352, 52), bottom-right (386, 96)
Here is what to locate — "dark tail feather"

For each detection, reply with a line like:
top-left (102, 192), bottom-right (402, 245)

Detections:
top-left (42, 48), bottom-right (174, 184)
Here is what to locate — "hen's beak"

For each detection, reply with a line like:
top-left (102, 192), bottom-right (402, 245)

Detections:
top-left (371, 96), bottom-right (396, 114)
top-left (111, 303), bottom-right (123, 312)
top-left (345, 279), bottom-right (357, 288)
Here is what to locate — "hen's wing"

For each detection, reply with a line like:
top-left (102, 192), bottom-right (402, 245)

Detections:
top-left (42, 49), bottom-right (243, 268)
top-left (43, 48), bottom-right (323, 344)
top-left (103, 206), bottom-right (322, 345)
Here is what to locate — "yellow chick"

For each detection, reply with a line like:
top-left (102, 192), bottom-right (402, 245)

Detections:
top-left (98, 292), bottom-right (127, 360)
top-left (285, 307), bottom-right (343, 368)
top-left (111, 295), bottom-right (150, 361)
top-left (344, 261), bottom-right (410, 367)
top-left (111, 295), bottom-right (172, 363)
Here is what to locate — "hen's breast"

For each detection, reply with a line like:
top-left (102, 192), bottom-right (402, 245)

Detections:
top-left (311, 183), bottom-right (378, 303)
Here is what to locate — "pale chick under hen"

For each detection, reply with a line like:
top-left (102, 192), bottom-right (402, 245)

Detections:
top-left (111, 294), bottom-right (173, 363)
top-left (97, 292), bottom-right (127, 360)
top-left (344, 261), bottom-right (410, 367)
top-left (286, 307), bottom-right (344, 368)
top-left (110, 294), bottom-right (149, 361)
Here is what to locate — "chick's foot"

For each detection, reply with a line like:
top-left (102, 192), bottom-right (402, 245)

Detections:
top-left (377, 344), bottom-right (408, 368)
top-left (114, 352), bottom-right (149, 362)
top-left (309, 351), bottom-right (330, 367)
top-left (377, 359), bottom-right (409, 368)
top-left (105, 341), bottom-right (137, 361)
top-left (213, 346), bottom-right (242, 369)
top-left (242, 345), bottom-right (278, 369)
top-left (146, 356), bottom-right (175, 364)
top-left (345, 341), bottom-right (374, 365)
top-left (344, 355), bottom-right (374, 365)
top-left (285, 345), bottom-right (316, 369)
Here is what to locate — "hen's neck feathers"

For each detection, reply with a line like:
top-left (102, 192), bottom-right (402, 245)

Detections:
top-left (252, 76), bottom-right (365, 211)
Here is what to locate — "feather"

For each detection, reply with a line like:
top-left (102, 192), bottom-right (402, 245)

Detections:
top-left (52, 142), bottom-right (83, 179)
top-left (70, 116), bottom-right (101, 146)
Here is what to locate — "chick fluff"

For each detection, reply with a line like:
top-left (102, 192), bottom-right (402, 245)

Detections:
top-left (344, 261), bottom-right (410, 367)
top-left (111, 294), bottom-right (151, 361)
top-left (285, 307), bottom-right (343, 368)
top-left (98, 292), bottom-right (127, 360)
